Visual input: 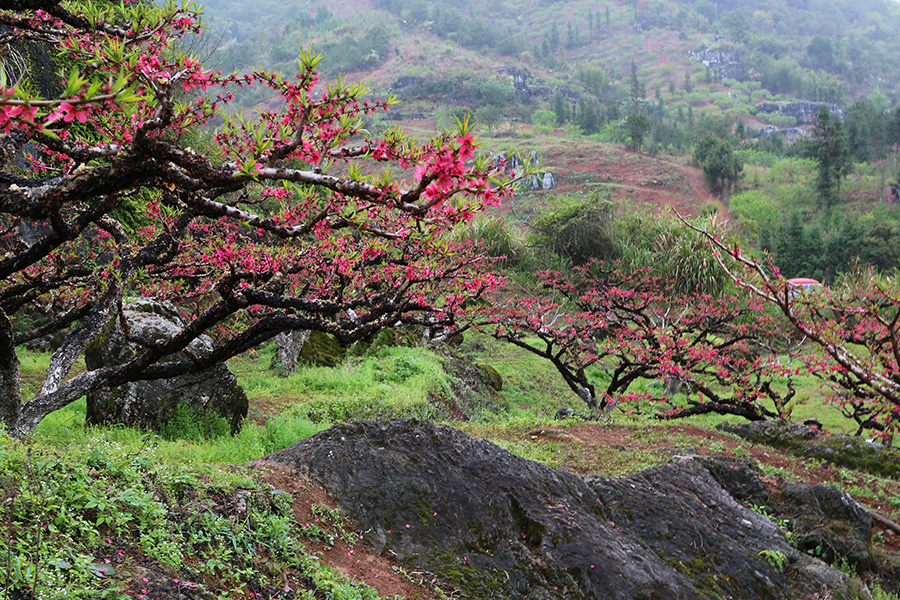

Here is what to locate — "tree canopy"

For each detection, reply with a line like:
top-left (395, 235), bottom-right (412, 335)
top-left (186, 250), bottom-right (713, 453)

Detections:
top-left (0, 0), bottom-right (509, 436)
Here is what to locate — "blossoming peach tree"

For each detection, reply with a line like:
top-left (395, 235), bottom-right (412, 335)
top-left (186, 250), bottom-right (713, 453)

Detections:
top-left (684, 217), bottom-right (900, 440)
top-left (0, 0), bottom-right (509, 436)
top-left (479, 261), bottom-right (799, 421)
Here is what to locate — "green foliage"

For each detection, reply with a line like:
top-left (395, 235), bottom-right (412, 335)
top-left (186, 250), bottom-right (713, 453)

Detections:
top-left (320, 25), bottom-right (392, 75)
top-left (451, 215), bottom-right (527, 266)
top-left (578, 60), bottom-right (610, 96)
top-left (693, 132), bottom-right (742, 195)
top-left (760, 114), bottom-right (798, 128)
top-left (31, 395), bottom-right (323, 464)
top-left (530, 195), bottom-right (620, 265)
top-left (479, 78), bottom-right (516, 107)
top-left (806, 35), bottom-right (834, 69)
top-left (758, 549), bottom-right (787, 572)
top-left (844, 100), bottom-right (888, 162)
top-left (435, 105), bottom-right (475, 130)
top-left (728, 189), bottom-right (779, 240)
top-left (159, 402), bottom-right (232, 442)
top-left (374, 355), bottom-right (424, 383)
top-left (0, 432), bottom-right (366, 599)
top-left (760, 207), bottom-right (900, 283)
top-left (810, 106), bottom-right (851, 209)
top-left (475, 105), bottom-right (504, 129)
top-left (530, 109), bottom-right (557, 128)
top-left (625, 111), bottom-right (651, 150)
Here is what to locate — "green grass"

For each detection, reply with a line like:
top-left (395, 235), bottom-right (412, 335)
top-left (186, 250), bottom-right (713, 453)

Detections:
top-left (12, 324), bottom-right (900, 597)
top-left (32, 396), bottom-right (326, 465)
top-left (0, 429), bottom-right (394, 600)
top-left (232, 344), bottom-right (452, 423)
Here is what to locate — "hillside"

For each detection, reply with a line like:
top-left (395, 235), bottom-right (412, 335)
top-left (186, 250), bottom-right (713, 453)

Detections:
top-left (8, 1), bottom-right (900, 598)
top-left (192, 0), bottom-right (900, 236)
top-left (198, 0), bottom-right (900, 110)
top-left (10, 340), bottom-right (900, 599)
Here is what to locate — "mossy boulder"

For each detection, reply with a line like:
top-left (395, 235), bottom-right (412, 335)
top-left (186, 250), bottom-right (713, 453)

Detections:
top-left (718, 420), bottom-right (900, 479)
top-left (477, 364), bottom-right (503, 391)
top-left (268, 419), bottom-right (865, 600)
top-left (85, 298), bottom-right (247, 434)
top-left (296, 330), bottom-right (345, 367)
top-left (431, 358), bottom-right (507, 420)
top-left (779, 482), bottom-right (873, 568)
top-left (364, 327), bottom-right (419, 355)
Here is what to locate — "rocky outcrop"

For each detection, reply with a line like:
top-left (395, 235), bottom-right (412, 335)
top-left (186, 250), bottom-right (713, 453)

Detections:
top-left (85, 298), bottom-right (248, 434)
top-left (718, 420), bottom-right (900, 479)
top-left (757, 125), bottom-right (806, 143)
top-left (781, 481), bottom-right (873, 568)
top-left (691, 45), bottom-right (745, 80)
top-left (268, 419), bottom-right (868, 599)
top-left (492, 151), bottom-right (555, 191)
top-left (700, 455), bottom-right (874, 569)
top-left (754, 101), bottom-right (844, 124)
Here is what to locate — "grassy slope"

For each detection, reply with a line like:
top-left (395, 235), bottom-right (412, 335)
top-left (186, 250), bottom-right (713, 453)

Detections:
top-left (198, 0), bottom-right (900, 106)
top-left (9, 332), bottom-right (900, 598)
top-left (193, 0), bottom-right (895, 237)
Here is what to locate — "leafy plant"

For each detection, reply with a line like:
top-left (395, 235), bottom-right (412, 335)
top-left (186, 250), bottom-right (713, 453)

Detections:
top-left (758, 549), bottom-right (787, 572)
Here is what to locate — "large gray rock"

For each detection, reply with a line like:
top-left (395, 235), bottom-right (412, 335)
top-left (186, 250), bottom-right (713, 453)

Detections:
top-left (697, 455), bottom-right (875, 569)
top-left (273, 329), bottom-right (310, 377)
top-left (85, 298), bottom-right (247, 434)
top-left (267, 419), bottom-right (867, 600)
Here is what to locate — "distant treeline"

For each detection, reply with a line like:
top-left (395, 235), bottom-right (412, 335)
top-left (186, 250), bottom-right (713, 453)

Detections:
top-left (374, 0), bottom-right (528, 58)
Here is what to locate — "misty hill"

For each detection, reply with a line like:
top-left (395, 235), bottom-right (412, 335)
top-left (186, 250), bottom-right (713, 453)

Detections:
top-left (196, 0), bottom-right (900, 116)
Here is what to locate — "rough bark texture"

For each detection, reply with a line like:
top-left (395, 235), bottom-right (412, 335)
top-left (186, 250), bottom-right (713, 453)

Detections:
top-left (84, 299), bottom-right (248, 434)
top-left (0, 309), bottom-right (21, 432)
top-left (268, 419), bottom-right (866, 600)
top-left (274, 329), bottom-right (309, 377)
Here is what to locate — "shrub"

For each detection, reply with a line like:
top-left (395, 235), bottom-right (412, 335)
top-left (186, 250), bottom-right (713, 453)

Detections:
top-left (159, 403), bottom-right (232, 441)
top-left (451, 215), bottom-right (528, 266)
top-left (530, 195), bottom-right (620, 265)
top-left (531, 109), bottom-right (557, 127)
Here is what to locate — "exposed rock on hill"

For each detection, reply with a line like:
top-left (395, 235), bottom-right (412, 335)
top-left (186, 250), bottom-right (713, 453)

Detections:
top-left (691, 45), bottom-right (745, 80)
top-left (268, 419), bottom-right (868, 599)
top-left (492, 151), bottom-right (555, 190)
top-left (719, 420), bottom-right (900, 479)
top-left (754, 101), bottom-right (844, 124)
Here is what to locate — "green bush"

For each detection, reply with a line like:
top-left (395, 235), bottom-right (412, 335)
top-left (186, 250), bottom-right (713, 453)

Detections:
top-left (479, 78), bottom-right (516, 107)
top-left (760, 113), bottom-right (797, 127)
top-left (159, 402), bottom-right (232, 442)
top-left (530, 195), bottom-right (620, 265)
top-left (531, 109), bottom-right (557, 127)
top-left (451, 215), bottom-right (528, 265)
top-left (374, 356), bottom-right (425, 383)
top-left (729, 190), bottom-right (779, 228)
